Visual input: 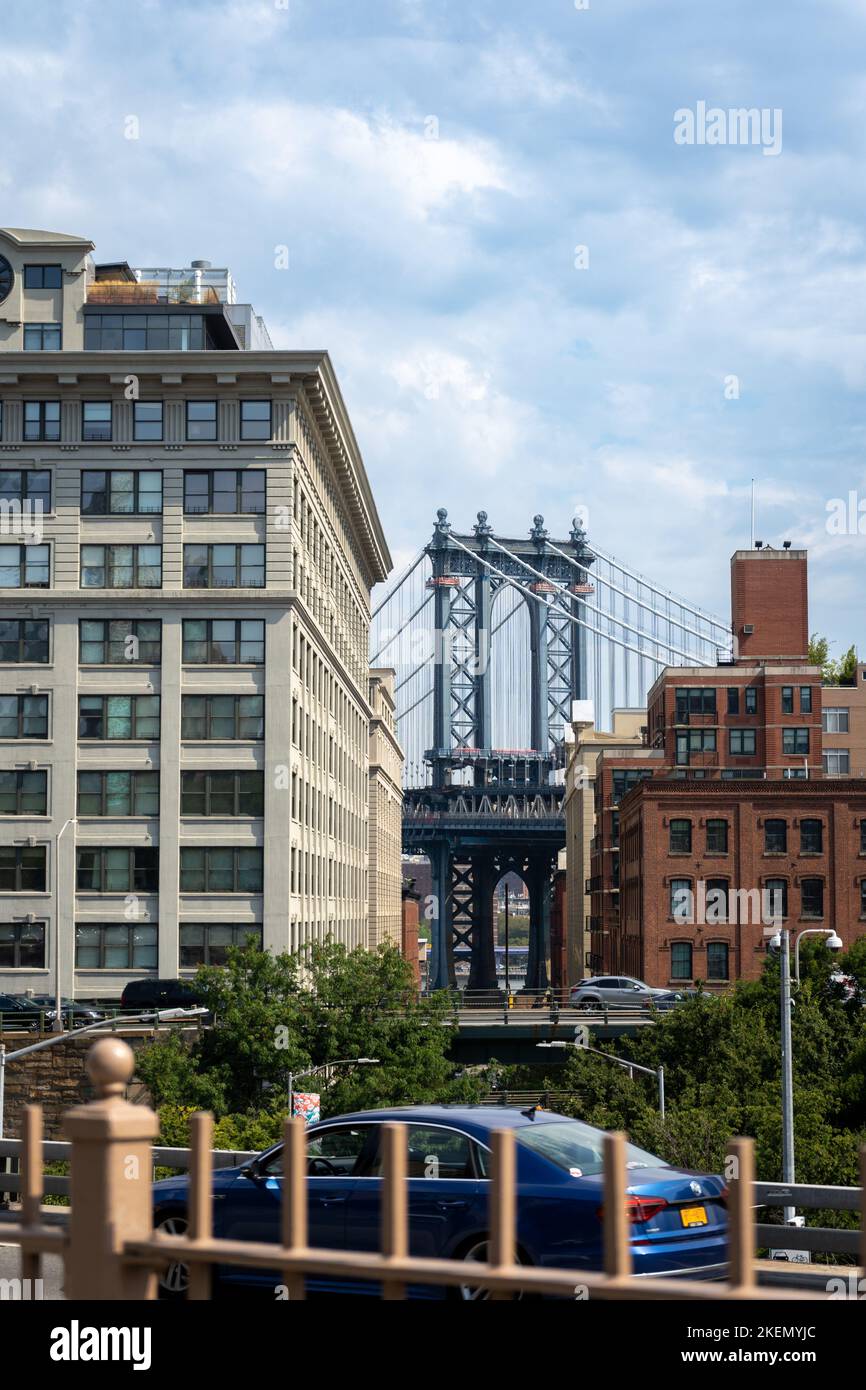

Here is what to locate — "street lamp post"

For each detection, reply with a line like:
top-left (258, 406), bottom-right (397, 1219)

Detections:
top-left (53, 817), bottom-right (77, 1032)
top-left (773, 925), bottom-right (842, 1224)
top-left (0, 1007), bottom-right (206, 1143)
top-left (287, 1058), bottom-right (379, 1121)
top-left (537, 1039), bottom-right (665, 1117)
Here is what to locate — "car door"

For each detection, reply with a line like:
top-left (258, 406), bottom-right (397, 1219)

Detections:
top-left (344, 1123), bottom-right (486, 1294)
top-left (217, 1123), bottom-right (377, 1291)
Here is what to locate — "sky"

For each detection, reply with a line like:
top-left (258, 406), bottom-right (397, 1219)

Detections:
top-left (2, 0), bottom-right (865, 656)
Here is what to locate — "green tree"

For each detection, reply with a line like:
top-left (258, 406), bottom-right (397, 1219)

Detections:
top-left (136, 941), bottom-right (482, 1145)
top-left (809, 633), bottom-right (858, 685)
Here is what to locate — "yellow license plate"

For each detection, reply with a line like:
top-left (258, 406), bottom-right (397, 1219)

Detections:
top-left (680, 1205), bottom-right (708, 1228)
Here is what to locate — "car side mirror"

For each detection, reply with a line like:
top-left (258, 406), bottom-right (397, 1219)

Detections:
top-left (239, 1161), bottom-right (261, 1182)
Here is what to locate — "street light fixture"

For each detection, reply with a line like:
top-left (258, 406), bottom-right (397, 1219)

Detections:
top-left (536, 1038), bottom-right (665, 1117)
top-left (287, 1058), bottom-right (380, 1120)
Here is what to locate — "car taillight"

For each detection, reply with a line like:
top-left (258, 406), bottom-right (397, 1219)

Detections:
top-left (597, 1195), bottom-right (670, 1224)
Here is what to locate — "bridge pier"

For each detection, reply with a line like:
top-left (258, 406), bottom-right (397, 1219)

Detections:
top-left (468, 852), bottom-right (498, 994)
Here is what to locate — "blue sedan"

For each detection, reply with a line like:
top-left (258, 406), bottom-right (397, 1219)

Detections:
top-left (152, 1106), bottom-right (727, 1299)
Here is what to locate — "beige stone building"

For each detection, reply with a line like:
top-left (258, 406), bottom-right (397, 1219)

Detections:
top-left (821, 663), bottom-right (866, 777)
top-left (0, 226), bottom-right (397, 997)
top-left (367, 669), bottom-right (403, 948)
top-left (562, 705), bottom-right (646, 983)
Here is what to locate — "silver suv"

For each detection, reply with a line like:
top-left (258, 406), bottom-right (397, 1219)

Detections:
top-left (569, 976), bottom-right (668, 1010)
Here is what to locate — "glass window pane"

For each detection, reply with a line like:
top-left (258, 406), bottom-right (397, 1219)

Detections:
top-left (105, 848), bottom-right (130, 892)
top-left (105, 772), bottom-right (132, 815)
top-left (180, 848), bottom-right (206, 892)
top-left (208, 849), bottom-right (234, 892)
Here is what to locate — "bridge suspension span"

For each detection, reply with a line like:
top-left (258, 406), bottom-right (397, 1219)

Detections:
top-left (370, 509), bottom-right (731, 992)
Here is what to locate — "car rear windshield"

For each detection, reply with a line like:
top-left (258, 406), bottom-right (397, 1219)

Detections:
top-left (516, 1121), bottom-right (666, 1176)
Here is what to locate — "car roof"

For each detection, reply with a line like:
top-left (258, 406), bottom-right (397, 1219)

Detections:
top-left (309, 1105), bottom-right (573, 1133)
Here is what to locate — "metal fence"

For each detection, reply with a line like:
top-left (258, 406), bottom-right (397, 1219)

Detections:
top-left (1, 1037), bottom-right (862, 1300)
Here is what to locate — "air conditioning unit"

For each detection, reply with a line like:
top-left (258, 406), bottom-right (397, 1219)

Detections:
top-left (743, 624), bottom-right (755, 635)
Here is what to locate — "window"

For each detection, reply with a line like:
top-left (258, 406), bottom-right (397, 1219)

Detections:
top-left (369, 1124), bottom-right (484, 1181)
top-left (84, 313), bottom-right (207, 352)
top-left (23, 265), bottom-right (62, 289)
top-left (78, 695), bottom-right (160, 740)
top-left (727, 688), bottom-right (739, 715)
top-left (0, 845), bottom-right (47, 892)
top-left (79, 619), bottom-right (161, 665)
top-left (860, 880), bottom-right (866, 918)
top-left (800, 818), bottom-right (823, 854)
top-left (706, 818), bottom-right (728, 853)
top-left (729, 728), bottom-right (756, 755)
top-left (861, 822), bottom-right (866, 855)
top-left (674, 687), bottom-right (716, 719)
top-left (180, 847), bottom-right (264, 893)
top-left (0, 619), bottom-right (49, 663)
top-left (707, 942), bottom-right (729, 981)
top-left (80, 545), bottom-right (161, 588)
top-left (180, 771), bottom-right (264, 817)
top-left (76, 847), bottom-right (159, 892)
top-left (823, 749), bottom-right (850, 776)
top-left (675, 729), bottom-right (716, 764)
top-left (186, 400), bottom-right (217, 441)
top-left (23, 264), bottom-right (62, 289)
top-left (823, 708), bottom-right (849, 733)
top-left (0, 469), bottom-right (51, 510)
top-left (77, 771), bottom-right (159, 817)
top-left (705, 879), bottom-right (729, 924)
top-left (800, 878), bottom-right (824, 919)
top-left (669, 819), bottom-right (692, 853)
top-left (670, 878), bottom-right (693, 921)
top-left (81, 402), bottom-right (113, 442)
top-left (133, 402), bottom-right (163, 442)
top-left (183, 469), bottom-right (266, 515)
top-left (764, 819), bottom-right (787, 853)
top-left (744, 687), bottom-right (757, 715)
top-left (182, 619), bottom-right (265, 665)
top-left (783, 767), bottom-right (809, 780)
top-left (0, 770), bottom-right (47, 815)
top-left (181, 695), bottom-right (264, 740)
top-left (763, 879), bottom-right (788, 922)
top-left (179, 921), bottom-right (262, 967)
top-left (81, 470), bottom-right (162, 514)
top-left (799, 686), bottom-right (812, 713)
top-left (781, 686), bottom-right (794, 714)
top-left (671, 942), bottom-right (693, 981)
top-left (0, 694), bottom-right (48, 738)
top-left (240, 399), bottom-right (271, 440)
top-left (23, 323), bottom-right (61, 350)
top-left (75, 923), bottom-right (157, 969)
top-left (0, 544), bottom-right (50, 587)
top-left (0, 922), bottom-right (46, 969)
top-left (259, 1125), bottom-right (374, 1179)
top-left (183, 544), bottom-right (265, 588)
top-left (610, 768), bottom-right (653, 803)
top-left (23, 402), bottom-right (60, 442)
top-left (782, 728), bottom-right (810, 756)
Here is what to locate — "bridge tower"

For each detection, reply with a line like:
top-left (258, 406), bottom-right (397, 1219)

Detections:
top-left (405, 509), bottom-right (594, 993)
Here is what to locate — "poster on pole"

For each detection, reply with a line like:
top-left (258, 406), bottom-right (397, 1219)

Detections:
top-left (292, 1092), bottom-right (320, 1125)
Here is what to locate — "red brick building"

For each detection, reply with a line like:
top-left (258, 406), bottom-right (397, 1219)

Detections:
top-left (588, 547), bottom-right (866, 985)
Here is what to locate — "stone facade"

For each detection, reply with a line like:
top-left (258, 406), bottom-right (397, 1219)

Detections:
top-left (367, 669), bottom-right (403, 948)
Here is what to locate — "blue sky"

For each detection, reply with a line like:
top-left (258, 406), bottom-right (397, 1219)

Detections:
top-left (3, 0), bottom-right (865, 654)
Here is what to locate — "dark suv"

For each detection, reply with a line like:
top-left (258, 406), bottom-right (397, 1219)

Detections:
top-left (120, 979), bottom-right (205, 1011)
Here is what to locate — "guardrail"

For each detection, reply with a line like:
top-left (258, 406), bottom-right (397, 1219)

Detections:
top-left (0, 1137), bottom-right (256, 1200)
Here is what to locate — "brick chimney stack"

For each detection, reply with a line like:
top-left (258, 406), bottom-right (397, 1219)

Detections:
top-left (730, 547), bottom-right (809, 665)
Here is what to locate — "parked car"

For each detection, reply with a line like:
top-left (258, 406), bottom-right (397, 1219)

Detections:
top-left (152, 1105), bottom-right (728, 1299)
top-left (650, 989), bottom-right (699, 1013)
top-left (120, 979), bottom-right (204, 1012)
top-left (0, 993), bottom-right (45, 1032)
top-left (29, 995), bottom-right (105, 1025)
top-left (569, 976), bottom-right (669, 1010)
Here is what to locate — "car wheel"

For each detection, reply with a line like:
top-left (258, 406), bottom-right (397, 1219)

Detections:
top-left (455, 1239), bottom-right (525, 1301)
top-left (577, 998), bottom-right (599, 1011)
top-left (155, 1213), bottom-right (190, 1299)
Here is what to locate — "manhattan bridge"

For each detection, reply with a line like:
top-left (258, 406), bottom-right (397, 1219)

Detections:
top-left (370, 509), bottom-right (732, 993)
